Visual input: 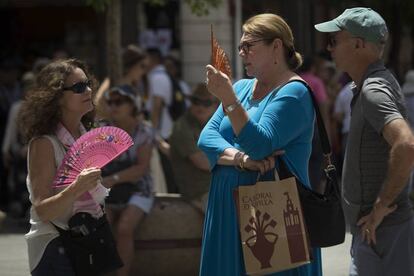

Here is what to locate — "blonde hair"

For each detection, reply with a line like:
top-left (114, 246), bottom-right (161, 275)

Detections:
top-left (242, 13), bottom-right (302, 70)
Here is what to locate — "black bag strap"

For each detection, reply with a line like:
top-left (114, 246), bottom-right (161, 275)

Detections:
top-left (285, 79), bottom-right (332, 163)
top-left (273, 79), bottom-right (339, 195)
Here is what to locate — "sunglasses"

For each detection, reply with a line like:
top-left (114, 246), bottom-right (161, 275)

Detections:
top-left (238, 39), bottom-right (271, 55)
top-left (63, 80), bottom-right (92, 94)
top-left (328, 35), bottom-right (362, 48)
top-left (191, 97), bottom-right (217, 107)
top-left (107, 98), bottom-right (130, 107)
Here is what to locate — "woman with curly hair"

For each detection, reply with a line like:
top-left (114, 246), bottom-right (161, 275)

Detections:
top-left (19, 59), bottom-right (105, 275)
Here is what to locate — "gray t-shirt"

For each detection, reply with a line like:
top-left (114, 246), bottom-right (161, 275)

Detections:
top-left (342, 60), bottom-right (413, 234)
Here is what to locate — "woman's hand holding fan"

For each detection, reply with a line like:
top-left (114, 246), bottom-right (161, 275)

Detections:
top-left (206, 25), bottom-right (236, 104)
top-left (70, 167), bottom-right (102, 197)
top-left (210, 25), bottom-right (232, 80)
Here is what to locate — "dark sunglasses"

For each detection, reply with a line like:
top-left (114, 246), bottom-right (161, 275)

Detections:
top-left (63, 80), bottom-right (92, 94)
top-left (191, 97), bottom-right (217, 107)
top-left (328, 35), bottom-right (362, 48)
top-left (328, 36), bottom-right (338, 48)
top-left (107, 98), bottom-right (129, 107)
top-left (238, 38), bottom-right (272, 54)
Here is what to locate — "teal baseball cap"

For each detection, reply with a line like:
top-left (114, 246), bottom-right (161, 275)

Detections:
top-left (314, 7), bottom-right (388, 44)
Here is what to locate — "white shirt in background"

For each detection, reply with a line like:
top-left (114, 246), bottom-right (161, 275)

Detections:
top-left (146, 65), bottom-right (173, 139)
top-left (334, 82), bottom-right (353, 134)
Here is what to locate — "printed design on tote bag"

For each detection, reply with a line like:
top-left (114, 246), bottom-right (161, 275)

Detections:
top-left (283, 192), bottom-right (307, 263)
top-left (244, 210), bottom-right (278, 269)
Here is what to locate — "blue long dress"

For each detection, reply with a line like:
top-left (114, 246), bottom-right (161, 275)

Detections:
top-left (197, 79), bottom-right (323, 276)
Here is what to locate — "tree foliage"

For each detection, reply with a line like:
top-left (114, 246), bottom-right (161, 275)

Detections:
top-left (84, 0), bottom-right (111, 12)
top-left (85, 0), bottom-right (222, 16)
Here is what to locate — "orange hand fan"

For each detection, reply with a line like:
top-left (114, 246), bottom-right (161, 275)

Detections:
top-left (211, 25), bottom-right (232, 80)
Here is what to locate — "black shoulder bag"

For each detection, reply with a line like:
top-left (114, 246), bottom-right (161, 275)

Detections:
top-left (53, 212), bottom-right (123, 275)
top-left (277, 79), bottom-right (346, 247)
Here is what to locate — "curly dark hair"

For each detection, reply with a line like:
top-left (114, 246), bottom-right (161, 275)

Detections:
top-left (18, 59), bottom-right (98, 142)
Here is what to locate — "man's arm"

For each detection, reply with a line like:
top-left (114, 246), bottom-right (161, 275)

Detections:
top-left (377, 118), bottom-right (414, 205)
top-left (358, 118), bottom-right (414, 244)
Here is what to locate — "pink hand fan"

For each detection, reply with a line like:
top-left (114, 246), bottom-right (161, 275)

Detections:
top-left (53, 126), bottom-right (133, 187)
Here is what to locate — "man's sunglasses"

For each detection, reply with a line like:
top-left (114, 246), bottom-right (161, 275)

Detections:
top-left (328, 36), bottom-right (338, 48)
top-left (191, 97), bottom-right (217, 107)
top-left (63, 80), bottom-right (92, 94)
top-left (328, 35), bottom-right (364, 48)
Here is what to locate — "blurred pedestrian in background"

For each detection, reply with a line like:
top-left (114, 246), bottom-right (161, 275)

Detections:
top-left (146, 48), bottom-right (178, 193)
top-left (2, 57), bottom-right (50, 218)
top-left (298, 56), bottom-right (329, 193)
top-left (169, 83), bottom-right (218, 213)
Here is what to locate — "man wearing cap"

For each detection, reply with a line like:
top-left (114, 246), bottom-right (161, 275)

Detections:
top-left (315, 7), bottom-right (414, 275)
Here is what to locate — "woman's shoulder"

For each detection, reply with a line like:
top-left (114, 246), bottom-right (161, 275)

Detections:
top-left (278, 79), bottom-right (311, 101)
top-left (30, 135), bottom-right (54, 148)
top-left (28, 136), bottom-right (56, 161)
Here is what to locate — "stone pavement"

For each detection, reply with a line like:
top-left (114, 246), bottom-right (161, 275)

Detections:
top-left (322, 232), bottom-right (352, 276)
top-left (0, 216), bottom-right (352, 276)
top-left (0, 217), bottom-right (30, 276)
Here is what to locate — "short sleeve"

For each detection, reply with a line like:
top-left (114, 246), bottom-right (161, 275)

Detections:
top-left (361, 80), bottom-right (403, 134)
top-left (149, 73), bottom-right (172, 104)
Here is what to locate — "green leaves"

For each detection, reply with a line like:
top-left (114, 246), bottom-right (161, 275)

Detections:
top-left (84, 0), bottom-right (111, 13)
top-left (85, 0), bottom-right (223, 16)
top-left (184, 0), bottom-right (222, 16)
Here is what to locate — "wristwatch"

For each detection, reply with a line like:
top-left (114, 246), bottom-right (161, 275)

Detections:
top-left (224, 99), bottom-right (241, 114)
top-left (112, 174), bottom-right (120, 182)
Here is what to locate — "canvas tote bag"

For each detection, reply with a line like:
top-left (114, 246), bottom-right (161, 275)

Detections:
top-left (234, 173), bottom-right (311, 275)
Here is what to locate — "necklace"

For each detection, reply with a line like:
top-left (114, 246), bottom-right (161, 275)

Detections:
top-left (251, 80), bottom-right (283, 101)
top-left (251, 71), bottom-right (300, 101)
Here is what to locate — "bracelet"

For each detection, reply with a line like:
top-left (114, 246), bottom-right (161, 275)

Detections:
top-left (239, 153), bottom-right (246, 170)
top-left (224, 99), bottom-right (241, 114)
top-left (234, 151), bottom-right (246, 171)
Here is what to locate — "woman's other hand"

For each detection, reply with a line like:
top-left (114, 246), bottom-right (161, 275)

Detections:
top-left (205, 65), bottom-right (234, 104)
top-left (244, 155), bottom-right (275, 175)
top-left (243, 150), bottom-right (285, 174)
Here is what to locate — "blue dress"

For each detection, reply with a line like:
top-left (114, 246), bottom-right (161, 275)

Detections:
top-left (197, 79), bottom-right (322, 276)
